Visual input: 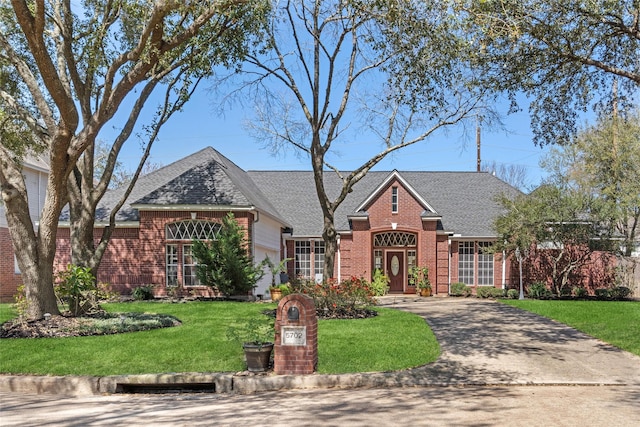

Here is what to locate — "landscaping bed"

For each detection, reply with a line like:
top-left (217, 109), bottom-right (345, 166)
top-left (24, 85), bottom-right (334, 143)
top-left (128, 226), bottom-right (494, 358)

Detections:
top-left (0, 311), bottom-right (181, 339)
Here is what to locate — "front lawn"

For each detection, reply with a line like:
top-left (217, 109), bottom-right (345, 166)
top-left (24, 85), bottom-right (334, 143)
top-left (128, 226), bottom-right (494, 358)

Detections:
top-left (501, 299), bottom-right (640, 356)
top-left (0, 301), bottom-right (438, 376)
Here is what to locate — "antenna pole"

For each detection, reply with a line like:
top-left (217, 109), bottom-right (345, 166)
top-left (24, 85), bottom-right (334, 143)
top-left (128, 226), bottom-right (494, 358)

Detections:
top-left (476, 117), bottom-right (481, 172)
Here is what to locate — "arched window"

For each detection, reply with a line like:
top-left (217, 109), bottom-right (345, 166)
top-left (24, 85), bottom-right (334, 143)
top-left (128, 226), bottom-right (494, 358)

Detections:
top-left (373, 232), bottom-right (416, 247)
top-left (166, 220), bottom-right (220, 240)
top-left (165, 220), bottom-right (221, 287)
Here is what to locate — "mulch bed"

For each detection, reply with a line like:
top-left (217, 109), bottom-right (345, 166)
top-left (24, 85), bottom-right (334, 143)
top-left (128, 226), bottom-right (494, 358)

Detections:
top-left (0, 311), bottom-right (181, 339)
top-left (1, 315), bottom-right (94, 338)
top-left (262, 307), bottom-right (378, 320)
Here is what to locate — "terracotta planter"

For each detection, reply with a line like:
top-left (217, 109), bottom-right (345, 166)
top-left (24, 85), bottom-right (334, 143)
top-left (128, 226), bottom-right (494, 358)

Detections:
top-left (419, 288), bottom-right (432, 297)
top-left (270, 288), bottom-right (283, 302)
top-left (243, 343), bottom-right (274, 372)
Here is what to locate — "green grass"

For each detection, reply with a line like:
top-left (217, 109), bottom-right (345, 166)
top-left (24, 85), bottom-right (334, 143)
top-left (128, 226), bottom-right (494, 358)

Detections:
top-left (317, 308), bottom-right (439, 374)
top-left (501, 299), bottom-right (640, 356)
top-left (0, 302), bottom-right (438, 376)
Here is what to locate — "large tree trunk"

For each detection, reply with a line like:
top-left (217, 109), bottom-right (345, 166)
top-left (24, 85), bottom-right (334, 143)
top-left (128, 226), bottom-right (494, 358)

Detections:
top-left (1, 152), bottom-right (64, 319)
top-left (322, 212), bottom-right (338, 281)
top-left (68, 193), bottom-right (99, 276)
top-left (2, 198), bottom-right (60, 318)
top-left (68, 161), bottom-right (100, 277)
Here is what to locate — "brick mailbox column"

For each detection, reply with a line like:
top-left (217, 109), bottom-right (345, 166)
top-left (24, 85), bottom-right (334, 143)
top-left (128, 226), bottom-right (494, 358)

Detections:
top-left (274, 294), bottom-right (317, 375)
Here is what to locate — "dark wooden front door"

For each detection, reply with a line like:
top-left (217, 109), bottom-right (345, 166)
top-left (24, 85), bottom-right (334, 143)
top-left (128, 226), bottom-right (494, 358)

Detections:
top-left (386, 251), bottom-right (404, 293)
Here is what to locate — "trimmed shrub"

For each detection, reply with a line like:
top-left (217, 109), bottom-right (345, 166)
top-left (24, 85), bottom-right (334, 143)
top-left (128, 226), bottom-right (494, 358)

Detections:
top-left (594, 288), bottom-right (610, 300)
top-left (572, 286), bottom-right (588, 298)
top-left (132, 285), bottom-right (155, 301)
top-left (278, 283), bottom-right (292, 297)
top-left (450, 282), bottom-right (471, 297)
top-left (608, 286), bottom-right (632, 300)
top-left (506, 289), bottom-right (519, 299)
top-left (476, 287), bottom-right (504, 298)
top-left (527, 282), bottom-right (551, 299)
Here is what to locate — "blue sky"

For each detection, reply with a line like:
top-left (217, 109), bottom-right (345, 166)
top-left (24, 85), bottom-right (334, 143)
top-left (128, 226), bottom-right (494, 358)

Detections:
top-left (108, 87), bottom-right (552, 191)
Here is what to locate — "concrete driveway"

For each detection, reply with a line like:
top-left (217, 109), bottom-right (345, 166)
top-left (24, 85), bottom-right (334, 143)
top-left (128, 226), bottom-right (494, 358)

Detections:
top-left (380, 297), bottom-right (640, 386)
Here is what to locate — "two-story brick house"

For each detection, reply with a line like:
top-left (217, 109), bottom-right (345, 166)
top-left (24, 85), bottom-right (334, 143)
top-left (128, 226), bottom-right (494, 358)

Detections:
top-left (51, 146), bottom-right (520, 298)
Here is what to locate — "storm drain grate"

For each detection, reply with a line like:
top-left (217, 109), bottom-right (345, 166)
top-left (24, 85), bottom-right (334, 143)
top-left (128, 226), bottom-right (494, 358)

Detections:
top-left (116, 383), bottom-right (217, 394)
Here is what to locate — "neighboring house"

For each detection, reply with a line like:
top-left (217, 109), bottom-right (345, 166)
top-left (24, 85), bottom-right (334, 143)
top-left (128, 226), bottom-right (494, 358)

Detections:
top-left (53, 147), bottom-right (521, 298)
top-left (0, 154), bottom-right (49, 302)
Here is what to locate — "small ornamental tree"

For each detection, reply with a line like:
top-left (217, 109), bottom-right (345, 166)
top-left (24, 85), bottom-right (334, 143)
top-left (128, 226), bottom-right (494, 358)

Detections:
top-left (192, 213), bottom-right (263, 296)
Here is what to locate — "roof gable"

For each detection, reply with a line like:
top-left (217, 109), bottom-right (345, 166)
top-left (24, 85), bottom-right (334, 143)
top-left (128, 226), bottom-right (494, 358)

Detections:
top-left (83, 147), bottom-right (288, 225)
top-left (249, 170), bottom-right (521, 238)
top-left (132, 159), bottom-right (250, 206)
top-left (355, 170), bottom-right (438, 215)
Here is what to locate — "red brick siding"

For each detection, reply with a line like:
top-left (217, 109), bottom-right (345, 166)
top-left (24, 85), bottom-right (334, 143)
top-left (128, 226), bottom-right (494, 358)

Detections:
top-left (337, 178), bottom-right (442, 293)
top-left (367, 180), bottom-right (424, 231)
top-left (435, 235), bottom-right (450, 294)
top-left (0, 227), bottom-right (20, 302)
top-left (53, 210), bottom-right (253, 296)
top-left (522, 246), bottom-right (615, 294)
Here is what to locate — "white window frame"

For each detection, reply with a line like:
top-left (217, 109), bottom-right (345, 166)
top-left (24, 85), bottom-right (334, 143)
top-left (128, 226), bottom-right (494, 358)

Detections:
top-left (182, 244), bottom-right (199, 287)
top-left (374, 249), bottom-right (383, 271)
top-left (166, 244), bottom-right (178, 287)
top-left (391, 186), bottom-right (398, 213)
top-left (477, 242), bottom-right (494, 286)
top-left (314, 241), bottom-right (325, 277)
top-left (458, 241), bottom-right (475, 286)
top-left (295, 241), bottom-right (311, 278)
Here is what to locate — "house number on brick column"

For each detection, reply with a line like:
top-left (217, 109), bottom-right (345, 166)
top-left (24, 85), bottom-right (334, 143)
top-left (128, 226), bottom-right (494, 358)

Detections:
top-left (281, 326), bottom-right (306, 346)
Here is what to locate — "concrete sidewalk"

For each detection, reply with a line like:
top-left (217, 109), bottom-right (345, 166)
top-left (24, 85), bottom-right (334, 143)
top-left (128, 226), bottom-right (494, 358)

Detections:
top-left (1, 298), bottom-right (639, 395)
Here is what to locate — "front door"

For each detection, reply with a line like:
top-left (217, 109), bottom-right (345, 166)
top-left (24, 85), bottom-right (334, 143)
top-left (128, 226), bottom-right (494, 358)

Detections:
top-left (386, 251), bottom-right (404, 293)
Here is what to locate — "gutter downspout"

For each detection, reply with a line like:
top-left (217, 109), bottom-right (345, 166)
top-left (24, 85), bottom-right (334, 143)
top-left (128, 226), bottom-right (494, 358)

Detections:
top-left (448, 238), bottom-right (452, 295)
top-left (336, 235), bottom-right (341, 282)
top-left (251, 210), bottom-right (259, 259)
top-left (502, 249), bottom-right (507, 290)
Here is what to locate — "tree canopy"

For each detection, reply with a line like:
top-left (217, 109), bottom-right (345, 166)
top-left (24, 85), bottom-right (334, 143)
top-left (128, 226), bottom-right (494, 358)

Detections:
top-left (542, 108), bottom-right (640, 257)
top-left (458, 0), bottom-right (640, 146)
top-left (0, 0), bottom-right (268, 319)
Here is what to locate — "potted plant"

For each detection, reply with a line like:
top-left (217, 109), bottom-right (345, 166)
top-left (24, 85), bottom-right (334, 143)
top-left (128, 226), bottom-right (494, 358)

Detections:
top-left (226, 316), bottom-right (275, 372)
top-left (409, 266), bottom-right (432, 297)
top-left (262, 255), bottom-right (292, 302)
top-left (271, 283), bottom-right (293, 302)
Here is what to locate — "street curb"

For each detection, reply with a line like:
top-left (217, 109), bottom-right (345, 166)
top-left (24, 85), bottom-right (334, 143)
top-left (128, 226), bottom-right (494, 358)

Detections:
top-left (1, 369), bottom-right (629, 397)
top-left (0, 371), bottom-right (406, 396)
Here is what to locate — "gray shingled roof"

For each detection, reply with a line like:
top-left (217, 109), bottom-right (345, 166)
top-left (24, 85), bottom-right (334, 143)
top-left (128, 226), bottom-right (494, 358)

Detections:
top-left (248, 170), bottom-right (521, 238)
top-left (67, 146), bottom-right (520, 238)
top-left (73, 147), bottom-right (286, 224)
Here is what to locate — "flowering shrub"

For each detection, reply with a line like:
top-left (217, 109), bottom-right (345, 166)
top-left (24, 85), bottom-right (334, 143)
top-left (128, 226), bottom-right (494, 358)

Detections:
top-left (296, 276), bottom-right (376, 317)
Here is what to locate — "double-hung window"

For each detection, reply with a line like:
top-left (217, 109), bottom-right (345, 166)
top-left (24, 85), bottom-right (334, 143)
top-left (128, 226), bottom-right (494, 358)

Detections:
top-left (458, 242), bottom-right (475, 286)
top-left (457, 241), bottom-right (494, 286)
top-left (477, 242), bottom-right (494, 286)
top-left (314, 241), bottom-right (325, 277)
top-left (295, 241), bottom-right (311, 277)
top-left (295, 240), bottom-right (326, 279)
